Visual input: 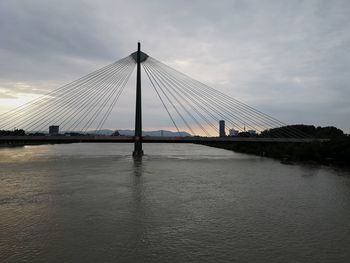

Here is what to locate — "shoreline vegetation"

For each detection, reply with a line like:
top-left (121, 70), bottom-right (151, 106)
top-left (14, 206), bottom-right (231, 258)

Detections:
top-left (200, 125), bottom-right (350, 167)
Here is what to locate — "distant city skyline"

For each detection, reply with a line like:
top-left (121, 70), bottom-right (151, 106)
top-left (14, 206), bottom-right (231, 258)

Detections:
top-left (0, 0), bottom-right (349, 132)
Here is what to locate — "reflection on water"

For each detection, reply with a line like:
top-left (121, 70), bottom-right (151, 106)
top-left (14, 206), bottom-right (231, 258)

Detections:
top-left (133, 156), bottom-right (143, 177)
top-left (0, 143), bottom-right (350, 263)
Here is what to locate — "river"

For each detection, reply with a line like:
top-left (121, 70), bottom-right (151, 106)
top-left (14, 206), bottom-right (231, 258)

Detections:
top-left (0, 143), bottom-right (349, 262)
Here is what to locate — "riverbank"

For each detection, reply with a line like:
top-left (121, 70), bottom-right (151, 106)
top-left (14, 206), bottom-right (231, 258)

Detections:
top-left (199, 137), bottom-right (350, 167)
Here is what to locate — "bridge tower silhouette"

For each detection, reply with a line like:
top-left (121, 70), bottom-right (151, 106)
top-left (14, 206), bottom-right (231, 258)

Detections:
top-left (132, 43), bottom-right (143, 156)
top-left (130, 42), bottom-right (149, 156)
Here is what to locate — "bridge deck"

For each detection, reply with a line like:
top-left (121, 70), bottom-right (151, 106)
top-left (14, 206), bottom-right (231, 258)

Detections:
top-left (0, 135), bottom-right (326, 145)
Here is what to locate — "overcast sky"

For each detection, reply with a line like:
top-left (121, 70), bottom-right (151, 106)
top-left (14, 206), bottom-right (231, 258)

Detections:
top-left (0, 0), bottom-right (349, 132)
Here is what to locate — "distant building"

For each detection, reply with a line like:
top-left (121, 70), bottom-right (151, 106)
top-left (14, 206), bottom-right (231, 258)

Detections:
top-left (111, 130), bottom-right (120, 136)
top-left (219, 120), bottom-right (226, 137)
top-left (229, 129), bottom-right (239, 136)
top-left (49, 125), bottom-right (59, 135)
top-left (248, 130), bottom-right (257, 136)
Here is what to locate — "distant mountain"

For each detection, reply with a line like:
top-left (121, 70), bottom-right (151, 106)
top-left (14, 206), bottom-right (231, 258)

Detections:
top-left (90, 129), bottom-right (192, 137)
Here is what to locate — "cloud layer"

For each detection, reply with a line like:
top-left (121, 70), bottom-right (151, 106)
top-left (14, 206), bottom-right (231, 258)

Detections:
top-left (0, 0), bottom-right (349, 132)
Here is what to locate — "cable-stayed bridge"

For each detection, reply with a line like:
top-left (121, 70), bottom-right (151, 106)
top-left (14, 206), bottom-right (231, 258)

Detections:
top-left (0, 43), bottom-right (318, 155)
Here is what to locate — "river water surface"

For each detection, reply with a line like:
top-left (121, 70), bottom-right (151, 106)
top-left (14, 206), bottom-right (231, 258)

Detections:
top-left (0, 143), bottom-right (350, 262)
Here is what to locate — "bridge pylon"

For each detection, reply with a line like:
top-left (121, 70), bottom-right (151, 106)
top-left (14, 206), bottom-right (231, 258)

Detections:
top-left (132, 42), bottom-right (145, 157)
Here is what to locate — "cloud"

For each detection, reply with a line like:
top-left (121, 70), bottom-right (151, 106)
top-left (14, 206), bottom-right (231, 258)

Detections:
top-left (0, 0), bottom-right (349, 132)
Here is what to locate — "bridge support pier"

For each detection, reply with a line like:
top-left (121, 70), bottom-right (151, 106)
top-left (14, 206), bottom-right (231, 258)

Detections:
top-left (133, 42), bottom-right (143, 157)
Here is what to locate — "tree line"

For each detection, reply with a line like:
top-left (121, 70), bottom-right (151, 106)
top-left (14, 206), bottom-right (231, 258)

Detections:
top-left (202, 125), bottom-right (350, 166)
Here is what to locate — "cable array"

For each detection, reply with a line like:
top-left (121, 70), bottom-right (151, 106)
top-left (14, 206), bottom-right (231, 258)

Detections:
top-left (143, 56), bottom-right (310, 138)
top-left (0, 51), bottom-right (310, 138)
top-left (0, 55), bottom-right (135, 133)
